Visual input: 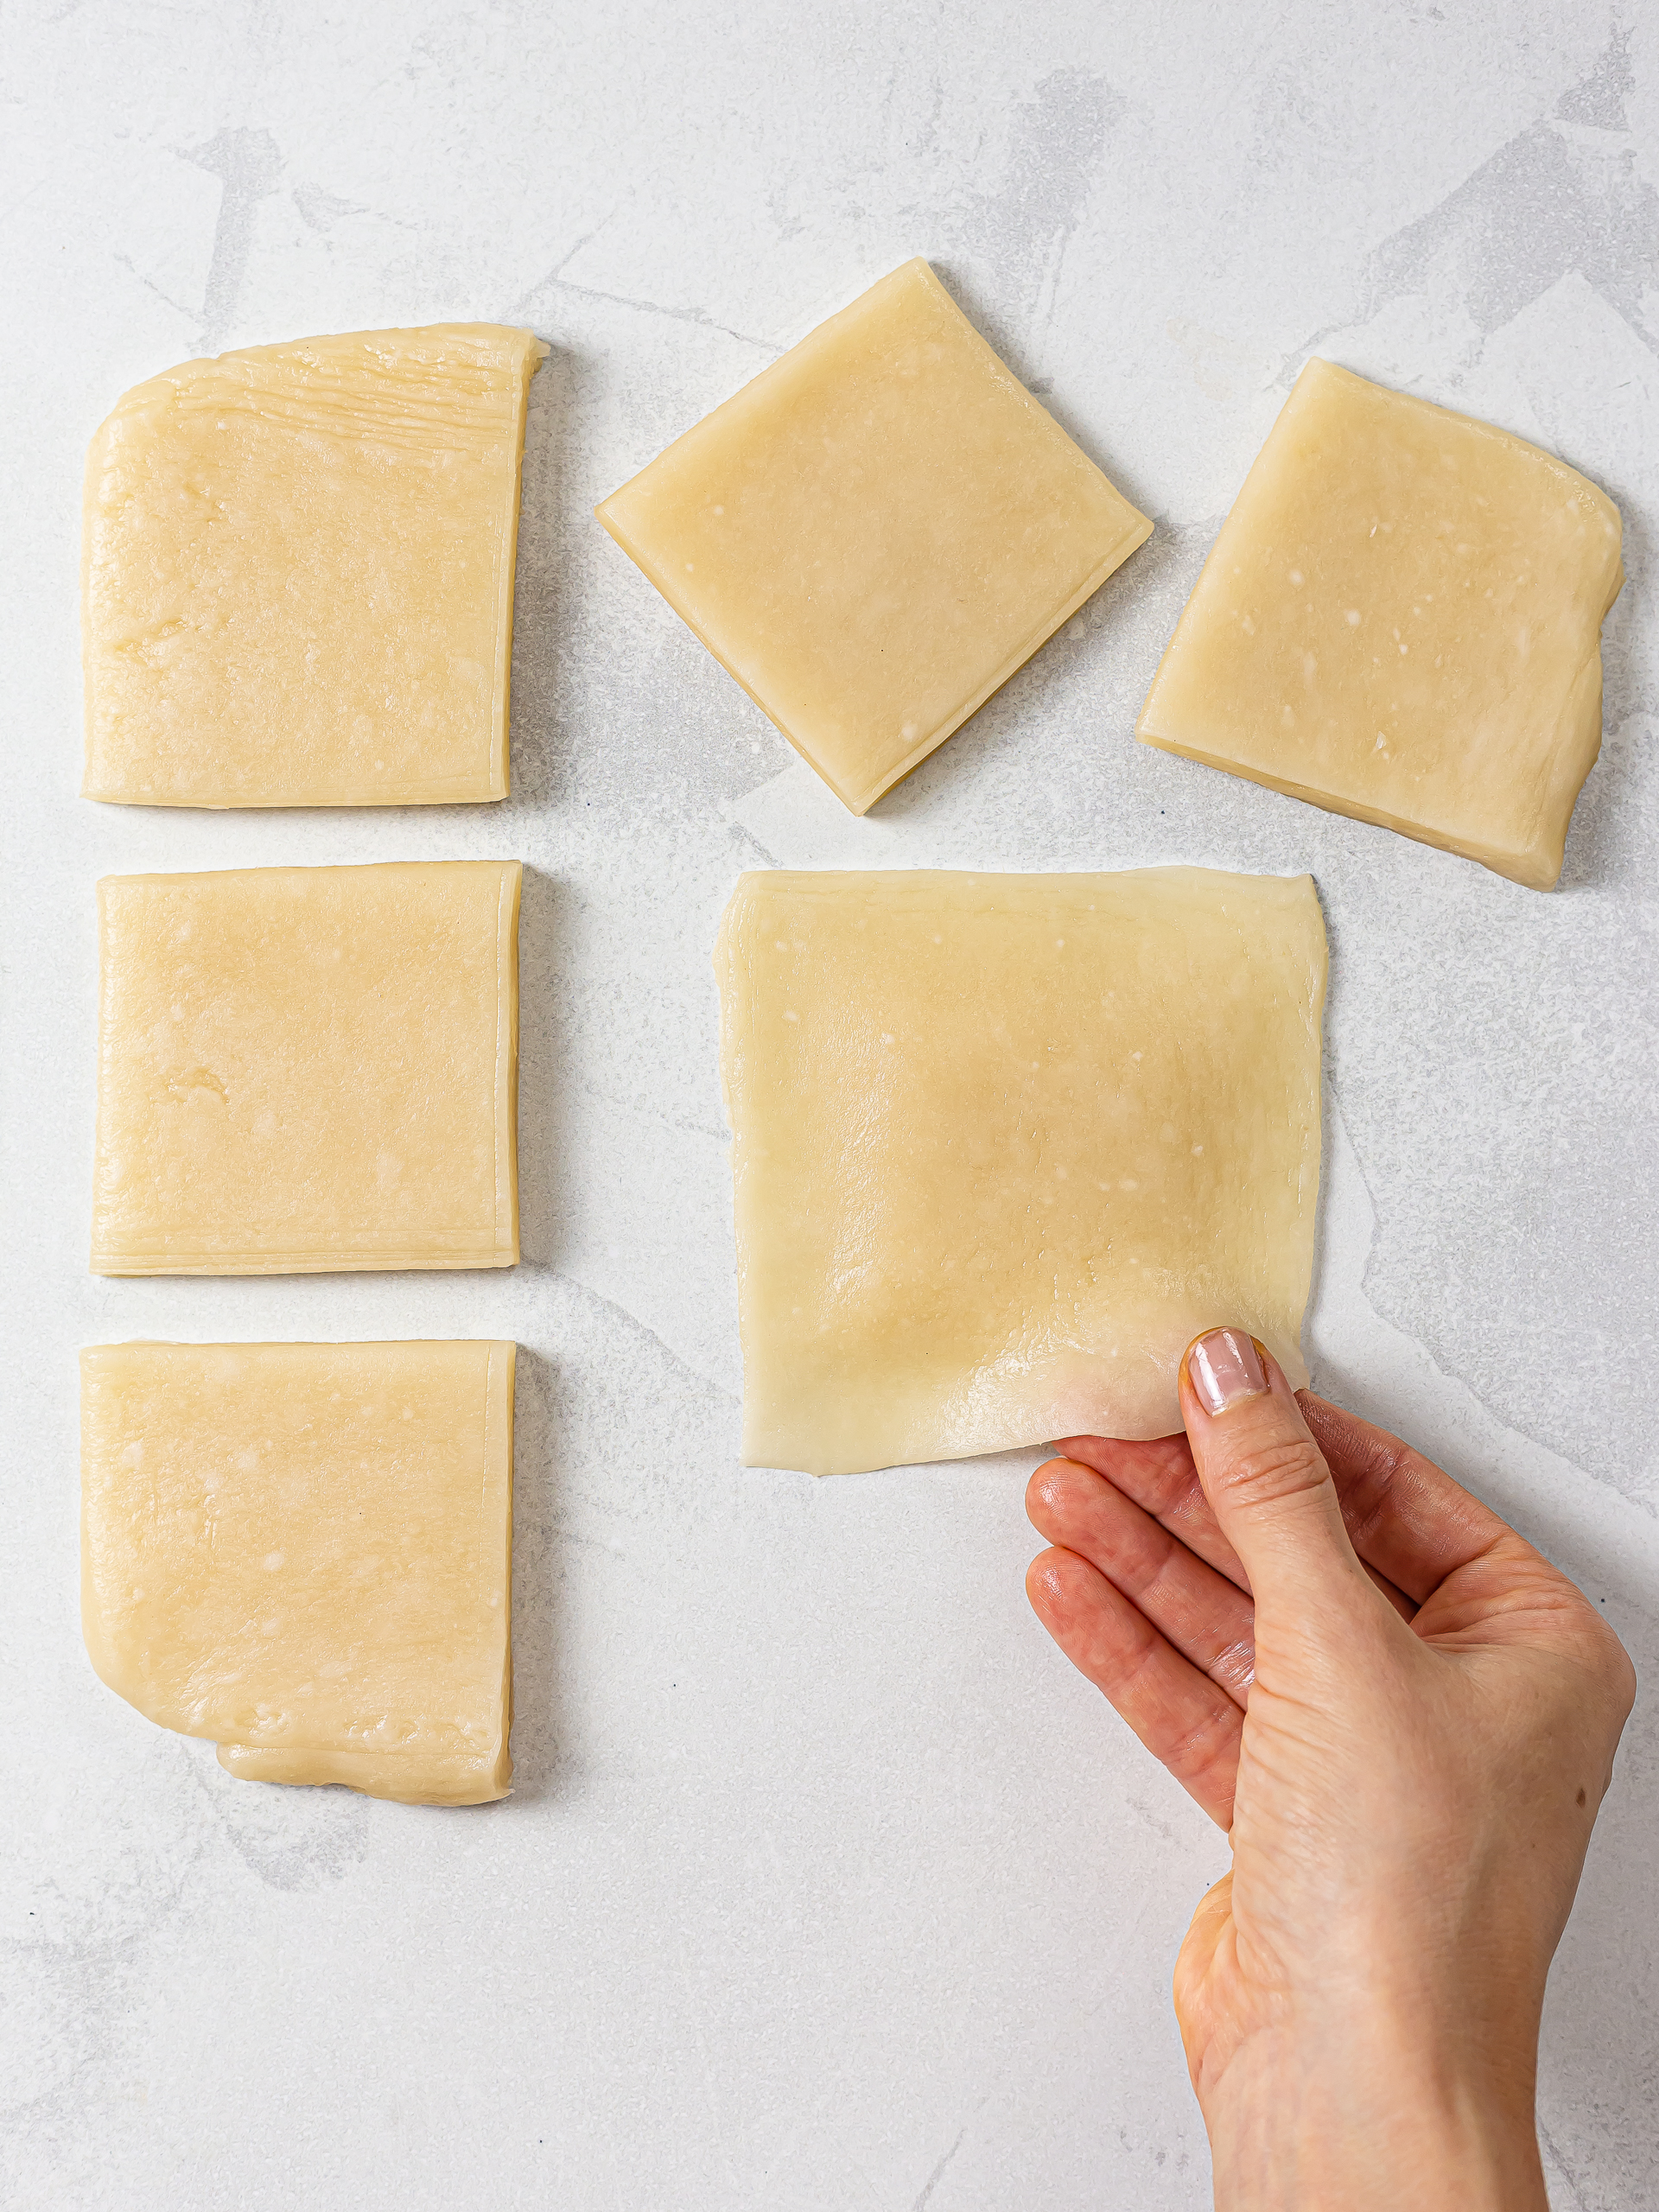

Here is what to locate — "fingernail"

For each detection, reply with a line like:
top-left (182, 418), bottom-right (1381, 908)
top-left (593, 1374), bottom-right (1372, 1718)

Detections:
top-left (1188, 1328), bottom-right (1268, 1417)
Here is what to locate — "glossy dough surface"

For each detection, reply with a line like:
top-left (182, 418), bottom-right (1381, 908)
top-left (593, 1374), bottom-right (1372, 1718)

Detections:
top-left (715, 868), bottom-right (1326, 1475)
top-left (83, 324), bottom-right (548, 808)
top-left (1137, 359), bottom-right (1624, 889)
top-left (92, 861), bottom-right (520, 1274)
top-left (598, 259), bottom-right (1150, 814)
top-left (80, 1341), bottom-right (515, 1806)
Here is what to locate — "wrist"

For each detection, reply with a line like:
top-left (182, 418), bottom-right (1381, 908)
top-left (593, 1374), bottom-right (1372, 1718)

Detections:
top-left (1198, 2012), bottom-right (1547, 2212)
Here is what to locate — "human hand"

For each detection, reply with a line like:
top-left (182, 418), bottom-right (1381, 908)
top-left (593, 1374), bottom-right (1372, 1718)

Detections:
top-left (1025, 1328), bottom-right (1636, 2212)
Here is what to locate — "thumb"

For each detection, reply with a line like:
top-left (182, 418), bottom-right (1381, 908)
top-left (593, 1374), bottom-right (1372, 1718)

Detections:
top-left (1180, 1327), bottom-right (1370, 1624)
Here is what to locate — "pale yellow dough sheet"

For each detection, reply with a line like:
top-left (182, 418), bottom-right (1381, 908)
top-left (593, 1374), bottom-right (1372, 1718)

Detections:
top-left (598, 259), bottom-right (1151, 814)
top-left (1137, 359), bottom-right (1624, 889)
top-left (92, 860), bottom-right (519, 1275)
top-left (81, 1341), bottom-right (514, 1806)
top-left (82, 324), bottom-right (548, 808)
top-left (214, 1745), bottom-right (505, 1806)
top-left (715, 868), bottom-right (1325, 1476)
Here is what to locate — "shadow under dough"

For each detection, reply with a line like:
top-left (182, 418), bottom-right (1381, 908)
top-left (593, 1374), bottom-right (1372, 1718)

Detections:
top-left (513, 861), bottom-right (575, 1274)
top-left (503, 340), bottom-right (594, 814)
top-left (1557, 485), bottom-right (1650, 898)
top-left (504, 1344), bottom-right (575, 1807)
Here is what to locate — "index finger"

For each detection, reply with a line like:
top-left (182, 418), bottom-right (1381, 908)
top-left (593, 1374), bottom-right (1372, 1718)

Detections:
top-left (1053, 1419), bottom-right (1420, 1623)
top-left (1051, 1432), bottom-right (1250, 1589)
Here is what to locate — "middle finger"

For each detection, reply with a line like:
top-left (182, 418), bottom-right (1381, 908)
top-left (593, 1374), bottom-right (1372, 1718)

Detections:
top-left (1053, 1428), bottom-right (1419, 1623)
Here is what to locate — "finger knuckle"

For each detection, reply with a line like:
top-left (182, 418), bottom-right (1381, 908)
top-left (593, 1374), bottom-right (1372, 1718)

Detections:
top-left (1339, 1435), bottom-right (1412, 1549)
top-left (1167, 1696), bottom-right (1238, 1779)
top-left (1217, 1433), bottom-right (1327, 1510)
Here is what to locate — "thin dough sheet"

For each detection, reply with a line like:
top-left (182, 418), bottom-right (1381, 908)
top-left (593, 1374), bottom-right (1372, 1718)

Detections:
top-left (599, 260), bottom-right (1150, 814)
top-left (214, 1745), bottom-right (508, 1808)
top-left (1136, 359), bottom-right (1624, 889)
top-left (715, 868), bottom-right (1326, 1475)
top-left (80, 1341), bottom-right (515, 1807)
top-left (83, 324), bottom-right (548, 807)
top-left (92, 860), bottom-right (519, 1274)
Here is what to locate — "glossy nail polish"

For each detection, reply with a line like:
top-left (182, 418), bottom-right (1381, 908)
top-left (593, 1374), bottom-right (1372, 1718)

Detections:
top-left (1188, 1327), bottom-right (1268, 1416)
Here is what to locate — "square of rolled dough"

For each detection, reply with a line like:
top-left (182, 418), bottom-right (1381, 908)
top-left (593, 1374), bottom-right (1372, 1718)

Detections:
top-left (597, 259), bottom-right (1150, 814)
top-left (82, 324), bottom-right (548, 808)
top-left (715, 868), bottom-right (1325, 1476)
top-left (92, 860), bottom-right (520, 1274)
top-left (80, 1340), bottom-right (514, 1806)
top-left (1136, 359), bottom-right (1624, 889)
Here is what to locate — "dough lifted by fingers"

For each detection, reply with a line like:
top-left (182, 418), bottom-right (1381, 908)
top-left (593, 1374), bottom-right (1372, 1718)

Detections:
top-left (715, 867), bottom-right (1325, 1476)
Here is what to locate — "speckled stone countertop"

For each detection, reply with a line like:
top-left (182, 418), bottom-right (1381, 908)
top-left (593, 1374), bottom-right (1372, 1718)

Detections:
top-left (3, 4), bottom-right (1656, 2206)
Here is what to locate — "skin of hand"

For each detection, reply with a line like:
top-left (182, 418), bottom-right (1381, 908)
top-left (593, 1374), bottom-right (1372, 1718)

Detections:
top-left (1025, 1328), bottom-right (1636, 2212)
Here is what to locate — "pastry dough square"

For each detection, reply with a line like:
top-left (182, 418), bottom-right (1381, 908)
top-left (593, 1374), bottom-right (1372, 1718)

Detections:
top-left (1137, 359), bottom-right (1624, 889)
top-left (80, 1340), bottom-right (514, 1806)
top-left (715, 868), bottom-right (1325, 1475)
top-left (598, 259), bottom-right (1150, 814)
top-left (82, 324), bottom-right (548, 808)
top-left (92, 861), bottom-right (519, 1274)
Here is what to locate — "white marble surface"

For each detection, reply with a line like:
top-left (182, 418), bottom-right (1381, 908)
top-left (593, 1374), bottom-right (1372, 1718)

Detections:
top-left (3, 3), bottom-right (1657, 2205)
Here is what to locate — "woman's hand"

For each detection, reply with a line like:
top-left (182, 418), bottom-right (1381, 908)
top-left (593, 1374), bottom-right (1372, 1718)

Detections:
top-left (1026, 1328), bottom-right (1636, 2212)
